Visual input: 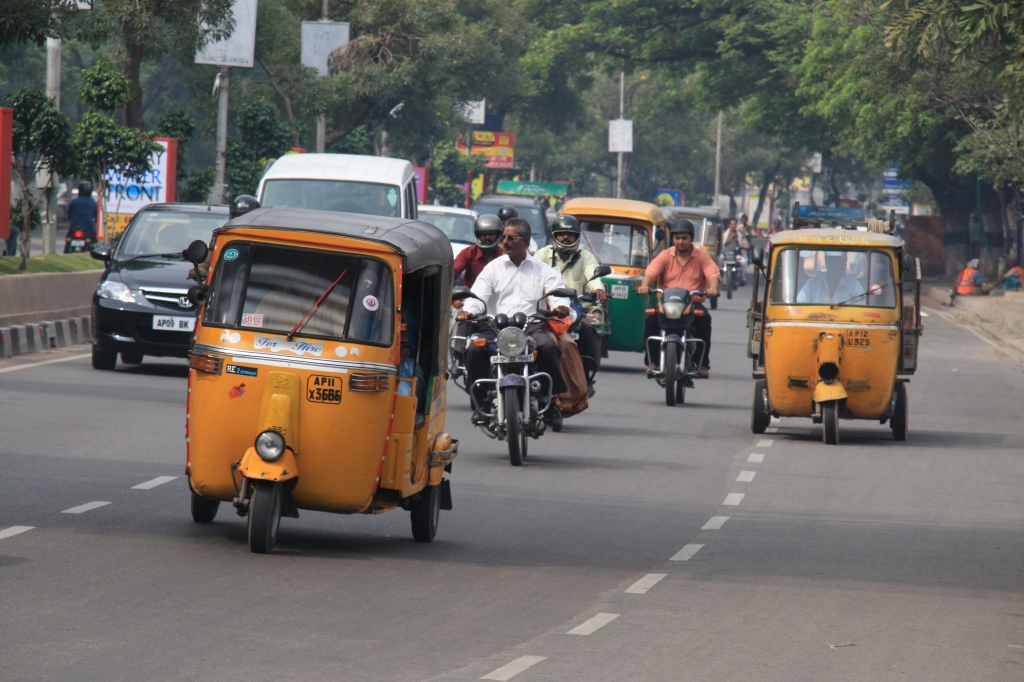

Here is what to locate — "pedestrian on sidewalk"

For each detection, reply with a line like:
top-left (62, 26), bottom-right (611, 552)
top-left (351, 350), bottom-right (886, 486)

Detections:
top-left (1001, 258), bottom-right (1024, 290)
top-left (948, 258), bottom-right (992, 305)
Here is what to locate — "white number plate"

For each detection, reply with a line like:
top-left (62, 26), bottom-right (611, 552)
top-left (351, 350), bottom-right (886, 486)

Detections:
top-left (71, 239), bottom-right (86, 247)
top-left (569, 332), bottom-right (579, 340)
top-left (152, 315), bottom-right (195, 332)
top-left (491, 354), bottom-right (533, 364)
top-left (611, 284), bottom-right (629, 299)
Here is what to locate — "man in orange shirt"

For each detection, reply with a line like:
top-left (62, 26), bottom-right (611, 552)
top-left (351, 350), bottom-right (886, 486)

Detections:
top-left (637, 219), bottom-right (721, 377)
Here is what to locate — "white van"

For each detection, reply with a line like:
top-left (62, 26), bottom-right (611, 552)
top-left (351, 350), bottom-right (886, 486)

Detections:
top-left (256, 153), bottom-right (419, 220)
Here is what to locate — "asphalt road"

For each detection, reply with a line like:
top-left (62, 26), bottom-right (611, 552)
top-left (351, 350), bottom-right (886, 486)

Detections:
top-left (1, 293), bottom-right (1023, 681)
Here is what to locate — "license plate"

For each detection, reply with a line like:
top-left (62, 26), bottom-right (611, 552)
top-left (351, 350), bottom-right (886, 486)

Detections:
top-left (611, 284), bottom-right (629, 299)
top-left (152, 315), bottom-right (195, 332)
top-left (491, 354), bottom-right (532, 364)
top-left (569, 332), bottom-right (579, 340)
top-left (71, 239), bottom-right (85, 247)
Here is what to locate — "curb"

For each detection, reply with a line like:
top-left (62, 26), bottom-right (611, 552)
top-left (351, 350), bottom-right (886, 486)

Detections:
top-left (0, 315), bottom-right (91, 359)
top-left (921, 283), bottom-right (1024, 337)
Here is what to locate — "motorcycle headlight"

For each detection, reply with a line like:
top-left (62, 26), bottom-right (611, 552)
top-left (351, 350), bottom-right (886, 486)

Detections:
top-left (663, 301), bottom-right (684, 319)
top-left (569, 307), bottom-right (580, 323)
top-left (496, 327), bottom-right (528, 357)
top-left (254, 430), bottom-right (286, 462)
top-left (96, 280), bottom-right (136, 303)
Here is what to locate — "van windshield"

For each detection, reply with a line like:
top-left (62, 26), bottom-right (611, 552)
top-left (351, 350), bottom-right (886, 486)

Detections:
top-left (262, 179), bottom-right (402, 218)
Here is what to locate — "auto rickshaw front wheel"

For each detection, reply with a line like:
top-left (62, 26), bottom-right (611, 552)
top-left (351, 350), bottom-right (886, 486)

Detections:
top-left (751, 380), bottom-right (770, 434)
top-left (891, 382), bottom-right (908, 441)
top-left (822, 401), bottom-right (839, 445)
top-left (505, 387), bottom-right (524, 466)
top-left (248, 481), bottom-right (282, 554)
top-left (411, 484), bottom-right (440, 542)
top-left (190, 491), bottom-right (220, 523)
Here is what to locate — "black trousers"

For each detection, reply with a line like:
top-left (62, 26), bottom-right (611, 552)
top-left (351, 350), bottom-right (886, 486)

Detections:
top-left (465, 320), bottom-right (567, 398)
top-left (643, 304), bottom-right (712, 369)
top-left (575, 318), bottom-right (600, 369)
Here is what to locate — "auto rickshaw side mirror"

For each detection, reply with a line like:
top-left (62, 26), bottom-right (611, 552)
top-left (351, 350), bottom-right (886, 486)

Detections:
top-left (752, 246), bottom-right (764, 267)
top-left (91, 245), bottom-right (111, 262)
top-left (184, 239), bottom-right (209, 266)
top-left (591, 264), bottom-right (612, 280)
top-left (901, 253), bottom-right (917, 280)
top-left (655, 228), bottom-right (665, 243)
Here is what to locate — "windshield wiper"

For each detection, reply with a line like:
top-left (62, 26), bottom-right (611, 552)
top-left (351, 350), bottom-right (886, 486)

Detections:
top-left (123, 252), bottom-right (185, 262)
top-left (288, 269), bottom-right (349, 341)
top-left (830, 281), bottom-right (892, 309)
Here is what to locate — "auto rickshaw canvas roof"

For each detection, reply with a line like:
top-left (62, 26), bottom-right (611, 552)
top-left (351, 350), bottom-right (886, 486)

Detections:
top-left (769, 228), bottom-right (904, 249)
top-left (560, 198), bottom-right (665, 225)
top-left (665, 206), bottom-right (721, 222)
top-left (215, 207), bottom-right (454, 272)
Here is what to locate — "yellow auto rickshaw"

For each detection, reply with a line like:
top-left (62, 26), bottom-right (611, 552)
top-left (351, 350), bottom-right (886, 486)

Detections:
top-left (747, 223), bottom-right (921, 444)
top-left (182, 207), bottom-right (458, 552)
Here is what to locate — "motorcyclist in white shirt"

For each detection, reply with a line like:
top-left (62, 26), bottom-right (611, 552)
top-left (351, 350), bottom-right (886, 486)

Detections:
top-left (456, 218), bottom-right (571, 415)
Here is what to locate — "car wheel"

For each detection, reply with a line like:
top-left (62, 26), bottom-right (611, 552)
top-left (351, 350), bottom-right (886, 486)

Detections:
top-left (92, 345), bottom-right (117, 370)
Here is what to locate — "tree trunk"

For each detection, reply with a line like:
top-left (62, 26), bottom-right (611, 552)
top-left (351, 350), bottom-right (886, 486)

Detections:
top-left (124, 42), bottom-right (145, 130)
top-left (752, 161), bottom-right (780, 230)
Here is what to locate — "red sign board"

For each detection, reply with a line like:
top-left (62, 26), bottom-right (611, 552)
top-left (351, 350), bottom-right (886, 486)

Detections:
top-left (458, 131), bottom-right (515, 169)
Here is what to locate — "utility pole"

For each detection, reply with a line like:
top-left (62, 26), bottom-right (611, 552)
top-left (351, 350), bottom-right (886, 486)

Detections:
top-left (210, 68), bottom-right (230, 204)
top-left (43, 36), bottom-right (62, 255)
top-left (315, 0), bottom-right (328, 153)
top-left (713, 110), bottom-right (722, 212)
top-left (616, 72), bottom-right (625, 199)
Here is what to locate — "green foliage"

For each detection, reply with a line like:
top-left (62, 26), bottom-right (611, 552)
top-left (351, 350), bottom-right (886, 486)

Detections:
top-left (0, 252), bottom-right (105, 276)
top-left (430, 140), bottom-right (483, 206)
top-left (10, 198), bottom-right (41, 232)
top-left (7, 88), bottom-right (75, 176)
top-left (73, 110), bottom-right (160, 183)
top-left (0, 0), bottom-right (74, 49)
top-left (181, 167), bottom-right (216, 203)
top-left (79, 59), bottom-right (130, 112)
top-left (156, 108), bottom-right (197, 182)
top-left (329, 125), bottom-right (374, 155)
top-left (226, 97), bottom-right (293, 197)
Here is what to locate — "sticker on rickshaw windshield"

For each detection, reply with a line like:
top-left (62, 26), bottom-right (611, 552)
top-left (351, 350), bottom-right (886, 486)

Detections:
top-left (306, 375), bottom-right (342, 404)
top-left (611, 284), bottom-right (629, 299)
top-left (226, 363), bottom-right (258, 377)
top-left (363, 295), bottom-right (379, 311)
top-left (242, 313), bottom-right (264, 327)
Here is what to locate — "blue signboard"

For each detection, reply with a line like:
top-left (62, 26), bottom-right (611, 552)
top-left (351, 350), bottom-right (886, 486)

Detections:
top-left (883, 165), bottom-right (911, 193)
top-left (794, 205), bottom-right (866, 221)
top-left (656, 189), bottom-right (682, 206)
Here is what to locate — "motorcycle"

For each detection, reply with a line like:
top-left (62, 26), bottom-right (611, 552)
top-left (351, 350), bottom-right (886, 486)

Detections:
top-left (719, 246), bottom-right (741, 299)
top-left (65, 228), bottom-right (96, 254)
top-left (453, 287), bottom-right (575, 466)
top-left (645, 288), bottom-right (708, 406)
top-left (448, 290), bottom-right (475, 394)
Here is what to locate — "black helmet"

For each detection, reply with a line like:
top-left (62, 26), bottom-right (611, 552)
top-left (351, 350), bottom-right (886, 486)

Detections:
top-left (474, 214), bottom-right (503, 251)
top-left (77, 182), bottom-right (92, 197)
top-left (229, 194), bottom-right (260, 219)
top-left (550, 214), bottom-right (581, 256)
top-left (669, 218), bottom-right (695, 237)
top-left (497, 205), bottom-right (519, 223)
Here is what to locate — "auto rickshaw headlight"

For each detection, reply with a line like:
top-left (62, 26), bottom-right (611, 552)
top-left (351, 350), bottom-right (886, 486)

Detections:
top-left (663, 301), bottom-right (684, 319)
top-left (497, 327), bottom-right (528, 357)
top-left (255, 430), bottom-right (286, 461)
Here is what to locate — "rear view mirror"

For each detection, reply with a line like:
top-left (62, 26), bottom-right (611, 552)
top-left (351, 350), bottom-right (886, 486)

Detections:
top-left (91, 246), bottom-right (111, 262)
top-left (542, 287), bottom-right (576, 299)
top-left (655, 228), bottom-right (665, 243)
top-left (452, 286), bottom-right (477, 302)
top-left (591, 264), bottom-right (612, 280)
top-left (752, 246), bottom-right (764, 267)
top-left (183, 240), bottom-right (209, 266)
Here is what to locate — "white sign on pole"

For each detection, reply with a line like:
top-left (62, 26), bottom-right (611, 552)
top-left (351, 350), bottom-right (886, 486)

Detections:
top-left (104, 139), bottom-right (173, 216)
top-left (195, 0), bottom-right (258, 69)
top-left (301, 21), bottom-right (350, 76)
top-left (458, 100), bottom-right (487, 126)
top-left (609, 119), bottom-right (633, 153)
top-left (808, 152), bottom-right (823, 174)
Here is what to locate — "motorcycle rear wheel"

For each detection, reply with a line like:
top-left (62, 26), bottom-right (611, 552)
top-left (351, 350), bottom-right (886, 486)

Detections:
top-left (504, 386), bottom-right (523, 466)
top-left (664, 341), bottom-right (679, 407)
top-left (726, 269), bottom-right (734, 299)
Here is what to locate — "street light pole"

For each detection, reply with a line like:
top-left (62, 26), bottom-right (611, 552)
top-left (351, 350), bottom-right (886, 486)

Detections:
top-left (713, 110), bottom-right (722, 211)
top-left (616, 72), bottom-right (624, 199)
top-left (43, 37), bottom-right (62, 255)
top-left (210, 68), bottom-right (230, 204)
top-left (315, 0), bottom-right (328, 153)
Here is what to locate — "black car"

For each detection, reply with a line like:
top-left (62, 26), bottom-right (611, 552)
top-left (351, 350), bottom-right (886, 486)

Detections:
top-left (91, 203), bottom-right (229, 370)
top-left (471, 195), bottom-right (551, 248)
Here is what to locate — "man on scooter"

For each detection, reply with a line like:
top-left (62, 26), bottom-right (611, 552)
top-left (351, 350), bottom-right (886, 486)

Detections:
top-left (637, 219), bottom-right (721, 377)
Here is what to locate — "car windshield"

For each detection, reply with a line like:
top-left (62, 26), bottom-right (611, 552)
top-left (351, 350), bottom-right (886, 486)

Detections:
top-left (770, 248), bottom-right (895, 307)
top-left (418, 210), bottom-right (475, 244)
top-left (474, 204), bottom-right (549, 247)
top-left (117, 211), bottom-right (226, 257)
top-left (262, 179), bottom-right (402, 218)
top-left (203, 242), bottom-right (394, 344)
top-left (579, 222), bottom-right (651, 267)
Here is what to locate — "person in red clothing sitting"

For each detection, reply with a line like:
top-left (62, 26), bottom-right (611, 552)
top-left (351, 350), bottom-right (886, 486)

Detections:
top-left (637, 219), bottom-right (721, 377)
top-left (454, 214), bottom-right (504, 287)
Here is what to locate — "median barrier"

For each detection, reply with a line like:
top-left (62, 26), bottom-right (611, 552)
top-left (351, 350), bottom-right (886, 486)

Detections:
top-left (0, 270), bottom-right (102, 326)
top-left (0, 314), bottom-right (91, 359)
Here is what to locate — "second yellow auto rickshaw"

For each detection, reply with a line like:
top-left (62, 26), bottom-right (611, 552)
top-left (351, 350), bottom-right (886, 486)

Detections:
top-left (183, 207), bottom-right (458, 552)
top-left (747, 224), bottom-right (922, 444)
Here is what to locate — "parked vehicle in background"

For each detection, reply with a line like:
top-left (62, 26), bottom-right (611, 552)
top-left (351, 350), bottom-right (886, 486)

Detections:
top-left (472, 195), bottom-right (551, 248)
top-left (417, 205), bottom-right (479, 257)
top-left (257, 153), bottom-right (419, 220)
top-left (90, 204), bottom-right (230, 370)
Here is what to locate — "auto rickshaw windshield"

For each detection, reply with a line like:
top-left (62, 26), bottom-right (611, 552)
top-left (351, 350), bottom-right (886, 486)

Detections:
top-left (203, 242), bottom-right (395, 344)
top-left (770, 248), bottom-right (896, 307)
top-left (580, 222), bottom-right (651, 267)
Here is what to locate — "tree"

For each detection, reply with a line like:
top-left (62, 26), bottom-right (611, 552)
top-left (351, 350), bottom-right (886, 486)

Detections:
top-left (7, 88), bottom-right (74, 268)
top-left (225, 97), bottom-right (293, 197)
top-left (1, 0), bottom-right (73, 49)
top-left (72, 60), bottom-right (161, 240)
top-left (156, 107), bottom-right (196, 184)
top-left (429, 140), bottom-right (482, 206)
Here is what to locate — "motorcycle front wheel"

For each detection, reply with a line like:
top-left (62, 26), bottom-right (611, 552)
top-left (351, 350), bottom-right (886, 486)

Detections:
top-left (664, 341), bottom-right (679, 406)
top-left (504, 386), bottom-right (523, 466)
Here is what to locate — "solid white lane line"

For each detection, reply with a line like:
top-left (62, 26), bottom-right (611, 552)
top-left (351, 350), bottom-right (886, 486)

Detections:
top-left (481, 656), bottom-right (547, 681)
top-left (567, 613), bottom-right (620, 635)
top-left (0, 353), bottom-right (91, 375)
top-left (61, 501), bottom-right (112, 514)
top-left (765, 427), bottom-right (778, 433)
top-left (723, 493), bottom-right (745, 506)
top-left (670, 543), bottom-right (704, 561)
top-left (736, 470), bottom-right (756, 483)
top-left (757, 439), bottom-right (774, 447)
top-left (702, 516), bottom-right (729, 530)
top-left (0, 526), bottom-right (34, 540)
top-left (625, 573), bottom-right (666, 594)
top-left (748, 453), bottom-right (765, 462)
top-left (132, 475), bottom-right (177, 490)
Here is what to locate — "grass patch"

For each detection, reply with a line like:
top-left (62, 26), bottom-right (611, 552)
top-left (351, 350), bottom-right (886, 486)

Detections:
top-left (0, 253), bottom-right (106, 276)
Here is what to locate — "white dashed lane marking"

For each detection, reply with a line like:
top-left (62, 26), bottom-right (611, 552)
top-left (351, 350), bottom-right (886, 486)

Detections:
top-left (757, 439), bottom-right (774, 447)
top-left (61, 501), bottom-right (112, 514)
top-left (625, 574), bottom-right (666, 594)
top-left (481, 656), bottom-right (547, 681)
top-left (670, 544), bottom-right (704, 561)
top-left (748, 453), bottom-right (765, 462)
top-left (0, 526), bottom-right (34, 540)
top-left (736, 471), bottom-right (756, 482)
top-left (723, 493), bottom-right (745, 506)
top-left (702, 516), bottom-right (729, 530)
top-left (765, 427), bottom-right (778, 433)
top-left (567, 613), bottom-right (620, 635)
top-left (132, 476), bottom-right (177, 490)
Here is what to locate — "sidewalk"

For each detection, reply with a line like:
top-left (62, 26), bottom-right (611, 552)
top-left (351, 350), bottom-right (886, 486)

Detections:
top-left (921, 279), bottom-right (1024, 337)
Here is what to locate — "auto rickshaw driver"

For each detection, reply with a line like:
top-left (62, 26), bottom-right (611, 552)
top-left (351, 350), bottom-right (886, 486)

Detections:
top-left (796, 251), bottom-right (866, 305)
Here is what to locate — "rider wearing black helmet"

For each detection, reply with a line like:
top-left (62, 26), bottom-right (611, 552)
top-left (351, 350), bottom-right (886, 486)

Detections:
top-left (637, 218), bottom-right (721, 378)
top-left (65, 181), bottom-right (98, 253)
top-left (454, 213), bottom-right (504, 287)
top-left (229, 194), bottom-right (260, 219)
top-left (497, 205), bottom-right (518, 223)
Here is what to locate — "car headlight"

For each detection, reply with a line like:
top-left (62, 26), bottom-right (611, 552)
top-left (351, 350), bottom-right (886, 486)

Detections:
top-left (496, 327), bottom-right (528, 357)
top-left (96, 280), bottom-right (136, 303)
top-left (254, 430), bottom-right (286, 461)
top-left (663, 301), bottom-right (684, 319)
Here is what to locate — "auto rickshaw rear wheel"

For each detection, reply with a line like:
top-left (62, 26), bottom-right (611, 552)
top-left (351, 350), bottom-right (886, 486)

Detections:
top-left (411, 484), bottom-right (440, 542)
top-left (751, 379), bottom-right (770, 434)
top-left (891, 382), bottom-right (908, 441)
top-left (248, 481), bottom-right (282, 554)
top-left (190, 491), bottom-right (220, 523)
top-left (822, 401), bottom-right (839, 445)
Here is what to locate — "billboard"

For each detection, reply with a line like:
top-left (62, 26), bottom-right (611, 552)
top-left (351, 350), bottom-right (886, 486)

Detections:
top-left (102, 138), bottom-right (177, 238)
top-left (656, 189), bottom-right (682, 206)
top-left (301, 21), bottom-right (349, 76)
top-left (883, 165), bottom-right (911, 194)
top-left (458, 131), bottom-right (515, 169)
top-left (497, 180), bottom-right (569, 197)
top-left (195, 0), bottom-right (258, 68)
top-left (413, 167), bottom-right (428, 204)
top-left (795, 205), bottom-right (866, 221)
top-left (609, 119), bottom-right (633, 153)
